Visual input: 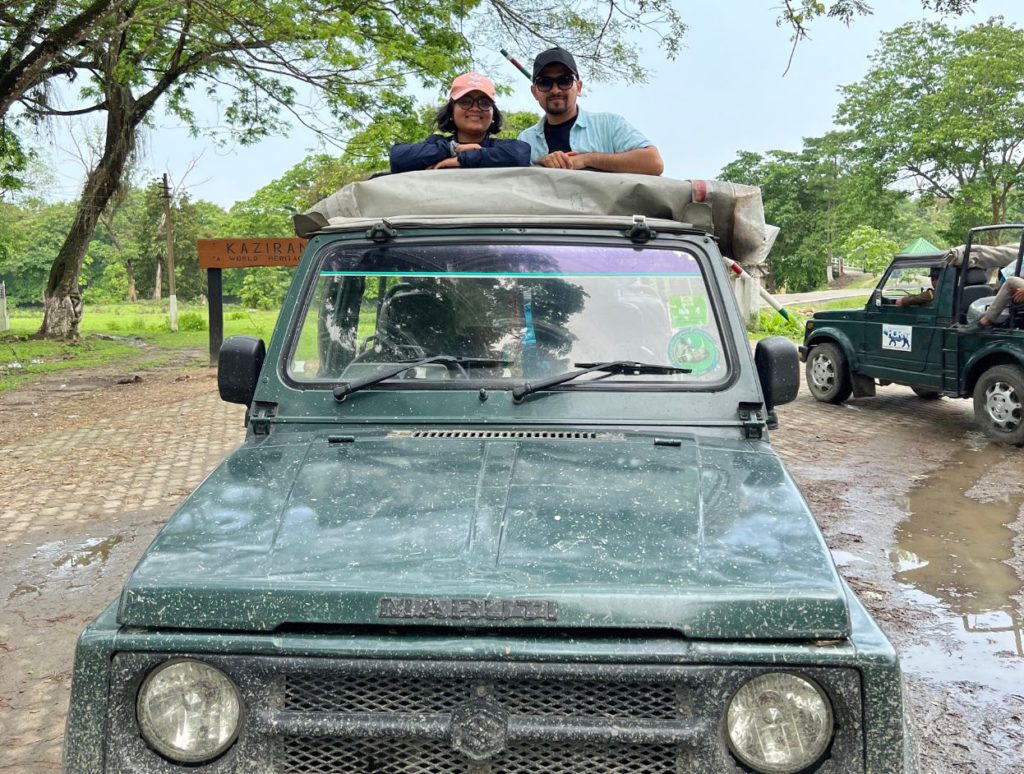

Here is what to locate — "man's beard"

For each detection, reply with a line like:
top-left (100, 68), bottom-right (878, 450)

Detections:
top-left (544, 96), bottom-right (571, 115)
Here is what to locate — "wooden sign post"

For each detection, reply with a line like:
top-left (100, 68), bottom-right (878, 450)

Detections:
top-left (197, 238), bottom-right (306, 364)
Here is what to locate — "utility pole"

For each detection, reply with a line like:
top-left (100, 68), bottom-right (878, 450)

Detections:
top-left (161, 173), bottom-right (178, 332)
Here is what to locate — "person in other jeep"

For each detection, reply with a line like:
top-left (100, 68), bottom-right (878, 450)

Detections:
top-left (961, 275), bottom-right (1024, 332)
top-left (895, 267), bottom-right (940, 307)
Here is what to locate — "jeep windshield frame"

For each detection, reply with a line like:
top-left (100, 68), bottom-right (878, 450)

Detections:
top-left (281, 237), bottom-right (734, 395)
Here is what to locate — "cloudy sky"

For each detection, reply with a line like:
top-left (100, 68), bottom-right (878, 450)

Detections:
top-left (35, 0), bottom-right (1021, 208)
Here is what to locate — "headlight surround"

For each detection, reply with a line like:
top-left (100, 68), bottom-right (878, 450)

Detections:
top-left (726, 672), bottom-right (833, 774)
top-left (137, 659), bottom-right (243, 763)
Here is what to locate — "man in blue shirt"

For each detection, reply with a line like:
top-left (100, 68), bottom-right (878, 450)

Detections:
top-left (517, 47), bottom-right (664, 175)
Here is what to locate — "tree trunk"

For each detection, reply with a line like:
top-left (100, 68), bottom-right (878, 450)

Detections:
top-left (126, 258), bottom-right (137, 302)
top-left (38, 80), bottom-right (136, 338)
top-left (152, 261), bottom-right (162, 301)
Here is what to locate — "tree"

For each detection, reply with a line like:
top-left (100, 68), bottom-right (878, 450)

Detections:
top-left (776, 0), bottom-right (979, 73)
top-left (22, 0), bottom-right (684, 340)
top-left (721, 133), bottom-right (909, 292)
top-left (839, 226), bottom-right (899, 276)
top-left (837, 19), bottom-right (1024, 241)
top-left (0, 0), bottom-right (128, 118)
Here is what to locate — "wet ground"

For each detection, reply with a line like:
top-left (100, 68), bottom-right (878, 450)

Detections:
top-left (774, 389), bottom-right (1024, 771)
top-left (1, 356), bottom-right (1023, 770)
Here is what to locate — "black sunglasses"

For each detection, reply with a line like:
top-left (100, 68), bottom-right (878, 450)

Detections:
top-left (533, 74), bottom-right (576, 92)
top-left (454, 95), bottom-right (494, 110)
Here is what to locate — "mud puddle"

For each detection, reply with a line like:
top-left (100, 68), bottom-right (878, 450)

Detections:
top-left (890, 443), bottom-right (1024, 695)
top-left (8, 534), bottom-right (126, 599)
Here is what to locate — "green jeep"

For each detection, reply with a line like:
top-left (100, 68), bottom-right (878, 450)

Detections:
top-left (64, 169), bottom-right (914, 773)
top-left (802, 225), bottom-right (1024, 444)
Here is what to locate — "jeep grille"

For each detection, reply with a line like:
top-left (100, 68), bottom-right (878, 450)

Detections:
top-left (105, 655), bottom-right (866, 773)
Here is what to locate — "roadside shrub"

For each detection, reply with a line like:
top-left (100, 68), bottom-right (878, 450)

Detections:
top-left (127, 316), bottom-right (148, 331)
top-left (179, 311), bottom-right (207, 331)
top-left (227, 310), bottom-right (247, 320)
top-left (747, 308), bottom-right (804, 341)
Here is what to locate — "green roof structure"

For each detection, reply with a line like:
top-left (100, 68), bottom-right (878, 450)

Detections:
top-left (897, 237), bottom-right (942, 256)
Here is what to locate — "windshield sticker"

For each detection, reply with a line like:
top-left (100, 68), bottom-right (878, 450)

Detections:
top-left (668, 295), bottom-right (708, 327)
top-left (882, 324), bottom-right (913, 351)
top-left (668, 329), bottom-right (719, 374)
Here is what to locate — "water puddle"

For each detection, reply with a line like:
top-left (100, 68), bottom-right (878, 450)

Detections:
top-left (7, 582), bottom-right (40, 600)
top-left (47, 534), bottom-right (125, 572)
top-left (890, 444), bottom-right (1024, 694)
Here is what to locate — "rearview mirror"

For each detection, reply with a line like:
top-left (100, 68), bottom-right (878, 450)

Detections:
top-left (755, 336), bottom-right (799, 411)
top-left (218, 336), bottom-right (266, 406)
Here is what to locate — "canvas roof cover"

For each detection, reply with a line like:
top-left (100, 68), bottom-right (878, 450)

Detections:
top-left (294, 168), bottom-right (775, 265)
top-left (944, 243), bottom-right (1022, 269)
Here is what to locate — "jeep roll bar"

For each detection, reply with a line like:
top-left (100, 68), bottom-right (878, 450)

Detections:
top-left (953, 225), bottom-right (1024, 324)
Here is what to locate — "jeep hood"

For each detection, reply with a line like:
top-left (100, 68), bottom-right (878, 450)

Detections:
top-left (120, 435), bottom-right (850, 640)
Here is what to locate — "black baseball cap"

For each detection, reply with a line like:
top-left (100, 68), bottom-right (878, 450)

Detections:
top-left (532, 47), bottom-right (579, 80)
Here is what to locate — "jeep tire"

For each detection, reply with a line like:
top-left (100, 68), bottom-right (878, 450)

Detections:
top-left (973, 364), bottom-right (1024, 445)
top-left (805, 343), bottom-right (853, 404)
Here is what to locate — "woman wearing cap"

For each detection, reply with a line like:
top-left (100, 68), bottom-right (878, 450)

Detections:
top-left (389, 72), bottom-right (531, 173)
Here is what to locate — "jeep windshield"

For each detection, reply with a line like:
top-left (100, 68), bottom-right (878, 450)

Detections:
top-left (286, 242), bottom-right (729, 390)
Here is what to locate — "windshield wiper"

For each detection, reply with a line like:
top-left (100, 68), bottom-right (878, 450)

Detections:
top-left (333, 356), bottom-right (510, 401)
top-left (512, 361), bottom-right (691, 402)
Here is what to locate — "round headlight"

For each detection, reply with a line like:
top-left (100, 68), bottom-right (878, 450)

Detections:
top-left (137, 659), bottom-right (242, 763)
top-left (726, 672), bottom-right (833, 774)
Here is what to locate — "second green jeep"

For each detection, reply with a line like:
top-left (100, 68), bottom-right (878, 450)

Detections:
top-left (803, 225), bottom-right (1024, 444)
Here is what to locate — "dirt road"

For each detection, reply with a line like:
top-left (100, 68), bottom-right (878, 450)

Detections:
top-left (1, 355), bottom-right (1022, 770)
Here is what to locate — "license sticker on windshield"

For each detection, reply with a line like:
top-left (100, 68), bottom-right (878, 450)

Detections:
top-left (668, 295), bottom-right (708, 327)
top-left (882, 324), bottom-right (912, 351)
top-left (668, 329), bottom-right (719, 374)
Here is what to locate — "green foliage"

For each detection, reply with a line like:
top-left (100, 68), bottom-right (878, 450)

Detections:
top-left (721, 134), bottom-right (900, 292)
top-left (239, 267), bottom-right (293, 310)
top-left (747, 308), bottom-right (805, 342)
top-left (0, 198), bottom-right (78, 304)
top-left (837, 19), bottom-right (1024, 239)
top-left (225, 155), bottom-right (374, 238)
top-left (839, 226), bottom-right (900, 275)
top-left (776, 1), bottom-right (978, 46)
top-left (0, 123), bottom-right (28, 195)
top-left (178, 310), bottom-right (207, 331)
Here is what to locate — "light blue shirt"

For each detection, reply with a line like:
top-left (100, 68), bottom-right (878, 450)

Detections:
top-left (1000, 259), bottom-right (1019, 283)
top-left (517, 108), bottom-right (653, 163)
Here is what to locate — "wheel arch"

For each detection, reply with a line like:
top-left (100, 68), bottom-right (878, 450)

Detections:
top-left (964, 349), bottom-right (1024, 395)
top-left (806, 330), bottom-right (858, 371)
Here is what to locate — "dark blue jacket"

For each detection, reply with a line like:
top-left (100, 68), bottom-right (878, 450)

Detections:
top-left (389, 133), bottom-right (531, 173)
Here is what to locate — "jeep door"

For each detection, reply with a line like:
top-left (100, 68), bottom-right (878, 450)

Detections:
top-left (858, 263), bottom-right (940, 383)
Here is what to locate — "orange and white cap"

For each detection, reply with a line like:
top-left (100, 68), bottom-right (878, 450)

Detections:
top-left (450, 72), bottom-right (497, 101)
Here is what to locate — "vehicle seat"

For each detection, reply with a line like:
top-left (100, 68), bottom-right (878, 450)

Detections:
top-left (377, 286), bottom-right (457, 357)
top-left (960, 267), bottom-right (992, 321)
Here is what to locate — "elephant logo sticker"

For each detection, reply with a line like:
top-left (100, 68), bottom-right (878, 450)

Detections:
top-left (882, 324), bottom-right (913, 351)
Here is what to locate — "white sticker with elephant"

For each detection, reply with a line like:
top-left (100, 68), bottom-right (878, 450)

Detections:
top-left (882, 324), bottom-right (912, 351)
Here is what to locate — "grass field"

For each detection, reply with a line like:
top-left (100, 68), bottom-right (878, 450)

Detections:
top-left (0, 302), bottom-right (279, 394)
top-left (1, 292), bottom-right (875, 393)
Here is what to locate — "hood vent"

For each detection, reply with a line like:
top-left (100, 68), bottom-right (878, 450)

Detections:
top-left (390, 430), bottom-right (606, 440)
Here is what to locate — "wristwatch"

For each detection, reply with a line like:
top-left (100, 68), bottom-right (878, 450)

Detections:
top-left (449, 140), bottom-right (459, 157)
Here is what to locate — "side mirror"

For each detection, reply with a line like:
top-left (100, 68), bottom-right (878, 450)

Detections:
top-left (218, 336), bottom-right (266, 406)
top-left (754, 335), bottom-right (799, 411)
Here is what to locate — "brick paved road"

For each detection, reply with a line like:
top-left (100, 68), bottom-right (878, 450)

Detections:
top-left (0, 368), bottom-right (245, 771)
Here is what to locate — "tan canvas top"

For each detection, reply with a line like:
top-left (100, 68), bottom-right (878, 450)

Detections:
top-left (943, 243), bottom-right (1021, 270)
top-left (294, 168), bottom-right (775, 265)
